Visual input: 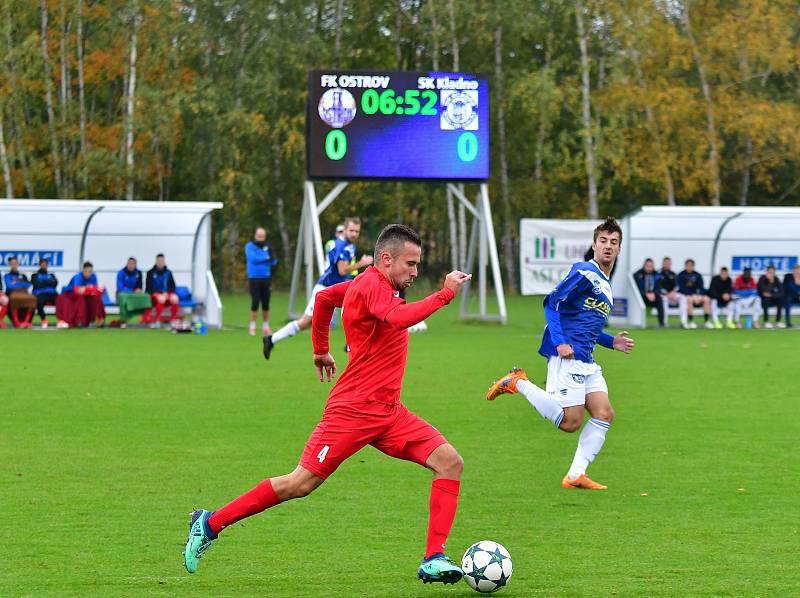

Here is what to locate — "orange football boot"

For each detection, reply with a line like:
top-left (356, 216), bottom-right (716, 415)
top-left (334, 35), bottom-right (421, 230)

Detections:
top-left (561, 474), bottom-right (607, 490)
top-left (485, 367), bottom-right (528, 401)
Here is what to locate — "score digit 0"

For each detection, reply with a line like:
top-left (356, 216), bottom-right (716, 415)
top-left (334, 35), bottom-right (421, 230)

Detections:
top-left (325, 130), bottom-right (347, 161)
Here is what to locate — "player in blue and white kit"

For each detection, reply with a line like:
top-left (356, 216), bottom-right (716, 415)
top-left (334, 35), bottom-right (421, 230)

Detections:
top-left (486, 218), bottom-right (634, 490)
top-left (263, 217), bottom-right (373, 359)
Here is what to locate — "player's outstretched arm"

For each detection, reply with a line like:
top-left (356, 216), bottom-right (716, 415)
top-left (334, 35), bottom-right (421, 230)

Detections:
top-left (311, 281), bottom-right (351, 359)
top-left (612, 331), bottom-right (634, 353)
top-left (382, 271), bottom-right (471, 329)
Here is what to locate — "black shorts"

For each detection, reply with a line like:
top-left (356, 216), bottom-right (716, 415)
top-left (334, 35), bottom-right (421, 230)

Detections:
top-left (249, 278), bottom-right (272, 311)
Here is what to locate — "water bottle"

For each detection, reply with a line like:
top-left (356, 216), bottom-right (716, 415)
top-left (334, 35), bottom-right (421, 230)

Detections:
top-left (744, 314), bottom-right (753, 329)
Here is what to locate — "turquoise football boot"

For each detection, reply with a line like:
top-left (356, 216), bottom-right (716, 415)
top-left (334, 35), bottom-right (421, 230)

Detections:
top-left (417, 553), bottom-right (464, 584)
top-left (183, 509), bottom-right (215, 573)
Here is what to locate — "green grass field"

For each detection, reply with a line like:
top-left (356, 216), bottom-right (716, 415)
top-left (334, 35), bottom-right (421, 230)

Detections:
top-left (2, 293), bottom-right (798, 597)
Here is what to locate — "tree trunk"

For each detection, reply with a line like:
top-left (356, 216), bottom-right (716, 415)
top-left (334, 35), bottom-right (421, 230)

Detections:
top-left (575, 1), bottom-right (598, 218)
top-left (429, 0), bottom-right (440, 70)
top-left (682, 1), bottom-right (721, 206)
top-left (534, 35), bottom-right (552, 203)
top-left (124, 2), bottom-right (139, 201)
top-left (76, 0), bottom-right (88, 196)
top-left (739, 137), bottom-right (752, 206)
top-left (273, 144), bottom-right (292, 266)
top-left (334, 0), bottom-right (344, 65)
top-left (630, 47), bottom-right (675, 205)
top-left (494, 23), bottom-right (517, 292)
top-left (40, 0), bottom-right (63, 196)
top-left (447, 0), bottom-right (459, 70)
top-left (4, 27), bottom-right (35, 197)
top-left (59, 0), bottom-right (71, 197)
top-left (0, 116), bottom-right (13, 198)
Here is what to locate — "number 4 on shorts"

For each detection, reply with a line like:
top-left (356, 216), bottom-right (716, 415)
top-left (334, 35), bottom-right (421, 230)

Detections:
top-left (317, 445), bottom-right (330, 463)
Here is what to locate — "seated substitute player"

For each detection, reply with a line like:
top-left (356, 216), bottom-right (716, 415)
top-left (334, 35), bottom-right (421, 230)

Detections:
top-left (184, 224), bottom-right (472, 584)
top-left (677, 259), bottom-right (711, 329)
top-left (145, 253), bottom-right (179, 327)
top-left (657, 257), bottom-right (679, 326)
top-left (733, 267), bottom-right (761, 328)
top-left (484, 217), bottom-right (634, 490)
top-left (264, 216), bottom-right (373, 359)
top-left (116, 257), bottom-right (151, 327)
top-left (31, 258), bottom-right (59, 328)
top-left (757, 265), bottom-right (784, 328)
top-left (56, 261), bottom-right (106, 328)
top-left (0, 273), bottom-right (8, 328)
top-left (783, 264), bottom-right (800, 328)
top-left (708, 267), bottom-right (735, 329)
top-left (633, 258), bottom-right (664, 327)
top-left (3, 256), bottom-right (37, 328)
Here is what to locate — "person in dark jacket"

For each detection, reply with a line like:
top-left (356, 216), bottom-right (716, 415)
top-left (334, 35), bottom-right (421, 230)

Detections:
top-left (708, 267), bottom-right (734, 329)
top-left (3, 256), bottom-right (37, 328)
top-left (783, 264), bottom-right (800, 327)
top-left (656, 257), bottom-right (679, 326)
top-left (633, 258), bottom-right (664, 327)
top-left (757, 265), bottom-right (784, 328)
top-left (677, 259), bottom-right (711, 329)
top-left (145, 253), bottom-right (179, 327)
top-left (31, 258), bottom-right (59, 328)
top-left (245, 227), bottom-right (278, 336)
top-left (116, 257), bottom-right (151, 327)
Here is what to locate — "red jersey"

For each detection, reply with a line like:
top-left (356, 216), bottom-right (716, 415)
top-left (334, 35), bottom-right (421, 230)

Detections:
top-left (312, 266), bottom-right (455, 406)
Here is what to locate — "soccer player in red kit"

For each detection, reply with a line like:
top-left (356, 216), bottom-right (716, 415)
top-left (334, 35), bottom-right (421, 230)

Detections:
top-left (184, 224), bottom-right (472, 584)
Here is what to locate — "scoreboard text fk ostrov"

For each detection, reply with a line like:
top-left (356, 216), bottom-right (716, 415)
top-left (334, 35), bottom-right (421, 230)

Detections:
top-left (307, 71), bottom-right (489, 181)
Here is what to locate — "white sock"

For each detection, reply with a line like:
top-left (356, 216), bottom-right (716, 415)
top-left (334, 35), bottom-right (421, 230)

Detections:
top-left (678, 295), bottom-right (688, 325)
top-left (516, 379), bottom-right (565, 428)
top-left (272, 320), bottom-right (300, 344)
top-left (566, 417), bottom-right (610, 479)
top-left (262, 321), bottom-right (270, 330)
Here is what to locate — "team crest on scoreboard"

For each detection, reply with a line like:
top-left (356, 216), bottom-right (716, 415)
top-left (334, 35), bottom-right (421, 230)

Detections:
top-left (440, 90), bottom-right (478, 131)
top-left (318, 88), bottom-right (357, 128)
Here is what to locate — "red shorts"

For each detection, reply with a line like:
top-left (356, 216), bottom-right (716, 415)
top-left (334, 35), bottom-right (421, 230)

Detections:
top-left (300, 400), bottom-right (447, 479)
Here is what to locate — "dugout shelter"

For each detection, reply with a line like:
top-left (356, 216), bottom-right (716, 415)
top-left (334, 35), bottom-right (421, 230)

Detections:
top-left (0, 199), bottom-right (224, 327)
top-left (611, 205), bottom-right (800, 328)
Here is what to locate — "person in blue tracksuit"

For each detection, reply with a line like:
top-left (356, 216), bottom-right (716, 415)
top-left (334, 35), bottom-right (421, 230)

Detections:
top-left (486, 217), bottom-right (635, 491)
top-left (31, 258), bottom-right (59, 327)
top-left (146, 254), bottom-right (179, 326)
top-left (783, 264), bottom-right (800, 327)
top-left (245, 227), bottom-right (278, 336)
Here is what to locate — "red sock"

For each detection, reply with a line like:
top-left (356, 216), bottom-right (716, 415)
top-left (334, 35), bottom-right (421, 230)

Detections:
top-left (154, 302), bottom-right (165, 320)
top-left (207, 479), bottom-right (282, 536)
top-left (170, 302), bottom-right (179, 319)
top-left (425, 478), bottom-right (460, 558)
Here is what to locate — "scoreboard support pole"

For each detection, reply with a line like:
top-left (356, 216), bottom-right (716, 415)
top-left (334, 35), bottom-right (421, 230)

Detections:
top-left (288, 180), bottom-right (507, 325)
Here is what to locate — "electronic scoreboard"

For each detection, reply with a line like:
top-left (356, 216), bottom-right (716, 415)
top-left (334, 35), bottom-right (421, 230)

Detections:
top-left (306, 70), bottom-right (489, 181)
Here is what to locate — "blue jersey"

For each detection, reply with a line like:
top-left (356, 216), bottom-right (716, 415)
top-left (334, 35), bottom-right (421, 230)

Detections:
top-left (539, 260), bottom-right (615, 363)
top-left (318, 237), bottom-right (356, 287)
top-left (64, 272), bottom-right (98, 292)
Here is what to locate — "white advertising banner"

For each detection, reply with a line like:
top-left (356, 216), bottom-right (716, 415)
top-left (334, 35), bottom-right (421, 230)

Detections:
top-left (520, 218), bottom-right (602, 295)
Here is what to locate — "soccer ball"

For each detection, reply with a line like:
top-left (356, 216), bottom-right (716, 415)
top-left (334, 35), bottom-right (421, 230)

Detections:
top-left (461, 540), bottom-right (513, 593)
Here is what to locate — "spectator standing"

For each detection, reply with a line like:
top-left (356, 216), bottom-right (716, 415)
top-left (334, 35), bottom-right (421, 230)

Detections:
top-left (146, 253), bottom-right (179, 328)
top-left (782, 264), bottom-right (800, 328)
top-left (733, 267), bottom-right (761, 328)
top-left (708, 267), bottom-right (735, 329)
top-left (757, 265), bottom-right (784, 328)
top-left (31, 258), bottom-right (59, 328)
top-left (3, 256), bottom-right (37, 328)
top-left (677, 259), bottom-right (711, 329)
top-left (245, 227), bottom-right (278, 336)
top-left (633, 258), bottom-right (664, 327)
top-left (56, 261), bottom-right (106, 328)
top-left (116, 257), bottom-right (151, 327)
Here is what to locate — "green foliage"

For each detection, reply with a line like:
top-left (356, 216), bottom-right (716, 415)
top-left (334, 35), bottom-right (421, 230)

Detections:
top-left (1, 1), bottom-right (799, 287)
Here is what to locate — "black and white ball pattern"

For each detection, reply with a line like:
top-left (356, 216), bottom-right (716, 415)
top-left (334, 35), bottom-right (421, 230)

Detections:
top-left (461, 540), bottom-right (513, 593)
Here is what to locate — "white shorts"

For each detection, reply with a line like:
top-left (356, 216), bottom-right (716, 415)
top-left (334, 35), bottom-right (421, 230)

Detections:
top-left (303, 284), bottom-right (327, 317)
top-left (545, 357), bottom-right (608, 409)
